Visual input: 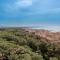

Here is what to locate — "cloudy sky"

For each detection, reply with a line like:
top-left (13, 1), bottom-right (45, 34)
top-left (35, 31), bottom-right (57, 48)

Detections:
top-left (0, 0), bottom-right (60, 31)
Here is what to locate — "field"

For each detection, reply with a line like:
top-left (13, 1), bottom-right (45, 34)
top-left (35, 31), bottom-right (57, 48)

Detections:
top-left (0, 28), bottom-right (60, 60)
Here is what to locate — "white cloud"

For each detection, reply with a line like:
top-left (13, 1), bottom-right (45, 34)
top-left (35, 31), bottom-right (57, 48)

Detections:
top-left (4, 0), bottom-right (60, 15)
top-left (4, 0), bottom-right (32, 14)
top-left (16, 0), bottom-right (32, 7)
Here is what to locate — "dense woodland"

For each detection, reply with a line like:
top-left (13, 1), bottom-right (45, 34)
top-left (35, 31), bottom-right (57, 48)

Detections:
top-left (0, 28), bottom-right (60, 60)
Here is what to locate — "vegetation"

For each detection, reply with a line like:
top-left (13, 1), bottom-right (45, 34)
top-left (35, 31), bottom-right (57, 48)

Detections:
top-left (0, 28), bottom-right (60, 60)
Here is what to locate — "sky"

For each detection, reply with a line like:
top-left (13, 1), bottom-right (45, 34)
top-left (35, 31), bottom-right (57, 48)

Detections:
top-left (0, 0), bottom-right (60, 31)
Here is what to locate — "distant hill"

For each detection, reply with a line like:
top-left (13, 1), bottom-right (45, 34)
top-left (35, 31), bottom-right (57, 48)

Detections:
top-left (25, 28), bottom-right (60, 43)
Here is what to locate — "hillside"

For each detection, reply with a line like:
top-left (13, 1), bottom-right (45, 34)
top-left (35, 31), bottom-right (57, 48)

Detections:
top-left (25, 28), bottom-right (60, 43)
top-left (0, 28), bottom-right (60, 60)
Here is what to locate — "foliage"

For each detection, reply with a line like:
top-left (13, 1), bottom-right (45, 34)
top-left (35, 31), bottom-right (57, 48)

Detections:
top-left (0, 28), bottom-right (60, 60)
